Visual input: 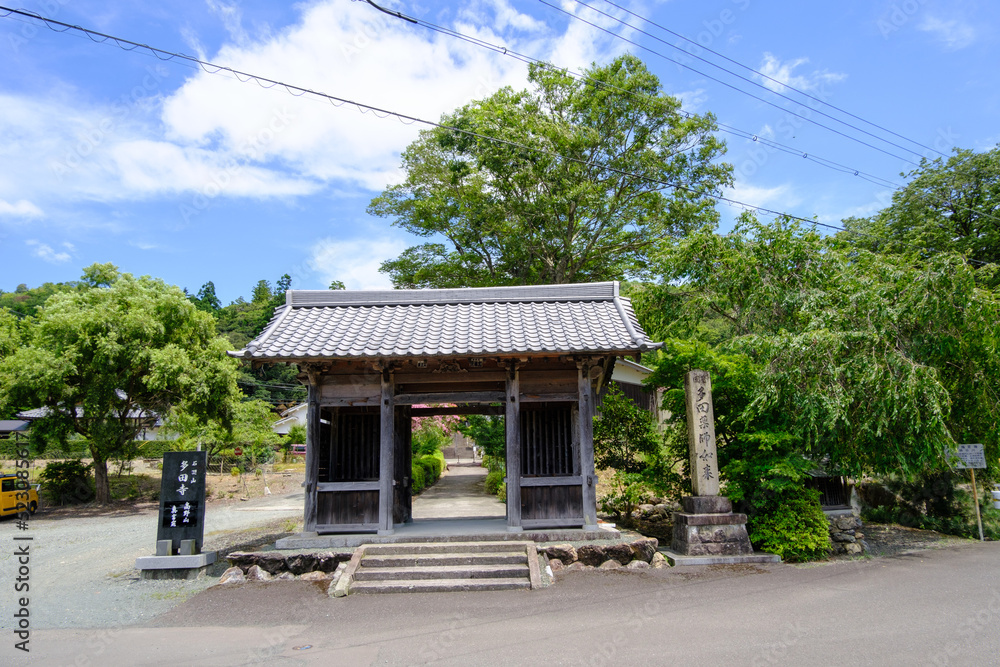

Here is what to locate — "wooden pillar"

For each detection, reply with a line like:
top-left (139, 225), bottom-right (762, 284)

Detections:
top-left (505, 362), bottom-right (522, 532)
top-left (578, 360), bottom-right (598, 530)
top-left (303, 370), bottom-right (321, 533)
top-left (378, 369), bottom-right (395, 535)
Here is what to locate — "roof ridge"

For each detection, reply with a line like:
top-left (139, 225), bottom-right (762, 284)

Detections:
top-left (286, 282), bottom-right (620, 308)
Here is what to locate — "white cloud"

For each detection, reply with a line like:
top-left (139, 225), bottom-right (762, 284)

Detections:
top-left (26, 240), bottom-right (74, 263)
top-left (160, 0), bottom-right (626, 190)
top-left (755, 53), bottom-right (846, 94)
top-left (0, 199), bottom-right (43, 218)
top-left (726, 182), bottom-right (800, 211)
top-left (673, 88), bottom-right (708, 112)
top-left (307, 235), bottom-right (408, 290)
top-left (0, 0), bottom-right (626, 218)
top-left (918, 16), bottom-right (976, 51)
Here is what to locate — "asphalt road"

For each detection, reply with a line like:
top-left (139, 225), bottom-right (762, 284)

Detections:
top-left (20, 540), bottom-right (1000, 666)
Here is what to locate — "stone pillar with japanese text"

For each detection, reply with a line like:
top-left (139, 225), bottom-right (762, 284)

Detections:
top-left (669, 370), bottom-right (758, 560)
top-left (686, 370), bottom-right (720, 496)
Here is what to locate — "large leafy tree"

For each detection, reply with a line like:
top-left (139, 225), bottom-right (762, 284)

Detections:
top-left (0, 265), bottom-right (240, 503)
top-left (842, 146), bottom-right (1000, 280)
top-left (370, 54), bottom-right (732, 287)
top-left (642, 214), bottom-right (999, 479)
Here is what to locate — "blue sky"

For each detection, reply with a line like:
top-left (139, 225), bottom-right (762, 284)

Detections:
top-left (1, 0), bottom-right (998, 303)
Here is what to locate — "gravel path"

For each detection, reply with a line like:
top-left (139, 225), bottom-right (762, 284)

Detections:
top-left (0, 491), bottom-right (303, 630)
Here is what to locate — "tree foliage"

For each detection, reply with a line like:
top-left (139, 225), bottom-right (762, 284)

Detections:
top-left (842, 145), bottom-right (1000, 277)
top-left (642, 214), bottom-right (1000, 479)
top-left (0, 265), bottom-right (240, 503)
top-left (370, 54), bottom-right (731, 287)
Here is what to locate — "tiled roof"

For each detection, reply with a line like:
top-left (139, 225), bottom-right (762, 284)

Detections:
top-left (235, 282), bottom-right (659, 360)
top-left (0, 420), bottom-right (30, 433)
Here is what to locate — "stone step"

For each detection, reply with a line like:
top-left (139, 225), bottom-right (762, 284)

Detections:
top-left (354, 563), bottom-right (528, 581)
top-left (362, 552), bottom-right (527, 568)
top-left (349, 577), bottom-right (531, 594)
top-left (363, 541), bottom-right (530, 556)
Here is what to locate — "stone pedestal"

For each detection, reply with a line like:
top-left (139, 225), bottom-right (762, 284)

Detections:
top-left (670, 495), bottom-right (755, 557)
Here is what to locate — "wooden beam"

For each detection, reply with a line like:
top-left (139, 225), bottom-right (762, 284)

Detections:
top-left (411, 405), bottom-right (506, 417)
top-left (316, 481), bottom-right (380, 492)
top-left (378, 370), bottom-right (395, 535)
top-left (578, 362), bottom-right (598, 530)
top-left (318, 397), bottom-right (380, 408)
top-left (505, 363), bottom-right (522, 532)
top-left (393, 371), bottom-right (508, 384)
top-left (303, 372), bottom-right (321, 532)
top-left (521, 518), bottom-right (586, 529)
top-left (394, 391), bottom-right (506, 405)
top-left (519, 392), bottom-right (578, 403)
top-left (519, 475), bottom-right (584, 487)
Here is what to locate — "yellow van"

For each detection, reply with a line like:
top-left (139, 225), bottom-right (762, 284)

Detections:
top-left (0, 474), bottom-right (39, 517)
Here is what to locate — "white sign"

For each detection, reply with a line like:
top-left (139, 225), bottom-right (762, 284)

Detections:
top-left (948, 444), bottom-right (986, 470)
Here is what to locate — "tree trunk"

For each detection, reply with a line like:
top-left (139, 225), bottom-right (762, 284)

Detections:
top-left (92, 454), bottom-right (111, 504)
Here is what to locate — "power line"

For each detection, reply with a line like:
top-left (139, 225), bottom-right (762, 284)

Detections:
top-left (537, 0), bottom-right (923, 166)
top-left (363, 2), bottom-right (1000, 231)
top-left (0, 6), bottom-right (989, 267)
top-left (592, 0), bottom-right (945, 158)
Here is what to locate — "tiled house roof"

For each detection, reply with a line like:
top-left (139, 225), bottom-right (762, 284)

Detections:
top-left (233, 282), bottom-right (659, 361)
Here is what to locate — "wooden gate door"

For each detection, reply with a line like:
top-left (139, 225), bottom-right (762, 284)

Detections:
top-left (315, 408), bottom-right (380, 533)
top-left (519, 404), bottom-right (585, 528)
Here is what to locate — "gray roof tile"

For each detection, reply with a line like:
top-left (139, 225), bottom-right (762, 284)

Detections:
top-left (236, 281), bottom-right (659, 360)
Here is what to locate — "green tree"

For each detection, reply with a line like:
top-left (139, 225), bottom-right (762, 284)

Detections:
top-left (0, 281), bottom-right (80, 319)
top-left (645, 214), bottom-right (1000, 478)
top-left (191, 281), bottom-right (222, 313)
top-left (251, 279), bottom-right (273, 304)
top-left (593, 383), bottom-right (673, 522)
top-left (842, 146), bottom-right (1000, 280)
top-left (370, 54), bottom-right (731, 288)
top-left (328, 280), bottom-right (346, 290)
top-left (165, 398), bottom-right (280, 461)
top-left (0, 265), bottom-right (240, 503)
top-left (457, 415), bottom-right (505, 459)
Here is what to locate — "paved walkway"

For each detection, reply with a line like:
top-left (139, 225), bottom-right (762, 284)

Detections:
top-left (411, 461), bottom-right (505, 520)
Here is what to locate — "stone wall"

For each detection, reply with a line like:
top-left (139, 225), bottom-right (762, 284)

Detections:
top-left (826, 511), bottom-right (868, 556)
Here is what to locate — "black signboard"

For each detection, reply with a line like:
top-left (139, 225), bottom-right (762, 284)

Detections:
top-left (156, 451), bottom-right (208, 553)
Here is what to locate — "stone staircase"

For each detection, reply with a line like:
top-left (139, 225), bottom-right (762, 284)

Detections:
top-left (335, 541), bottom-right (539, 595)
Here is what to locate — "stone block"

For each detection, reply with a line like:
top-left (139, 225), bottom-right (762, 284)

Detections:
top-left (545, 544), bottom-right (578, 564)
top-left (603, 543), bottom-right (635, 565)
top-left (179, 539), bottom-right (197, 556)
top-left (219, 566), bottom-right (245, 585)
top-left (682, 496), bottom-right (732, 514)
top-left (673, 512), bottom-right (748, 526)
top-left (285, 553), bottom-right (320, 575)
top-left (156, 540), bottom-right (171, 557)
top-left (630, 538), bottom-right (658, 563)
top-left (576, 544), bottom-right (606, 567)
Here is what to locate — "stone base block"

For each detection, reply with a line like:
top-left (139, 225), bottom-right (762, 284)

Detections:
top-left (136, 552), bottom-right (216, 579)
top-left (670, 511), bottom-right (755, 557)
top-left (682, 496), bottom-right (732, 514)
top-left (661, 550), bottom-right (781, 567)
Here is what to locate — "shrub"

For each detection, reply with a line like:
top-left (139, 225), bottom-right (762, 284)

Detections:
top-left (412, 420), bottom-right (451, 457)
top-left (39, 460), bottom-right (94, 505)
top-left (485, 470), bottom-right (504, 496)
top-left (599, 471), bottom-right (650, 524)
top-left (748, 487), bottom-right (831, 562)
top-left (411, 463), bottom-right (426, 494)
top-left (417, 454), bottom-right (442, 485)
